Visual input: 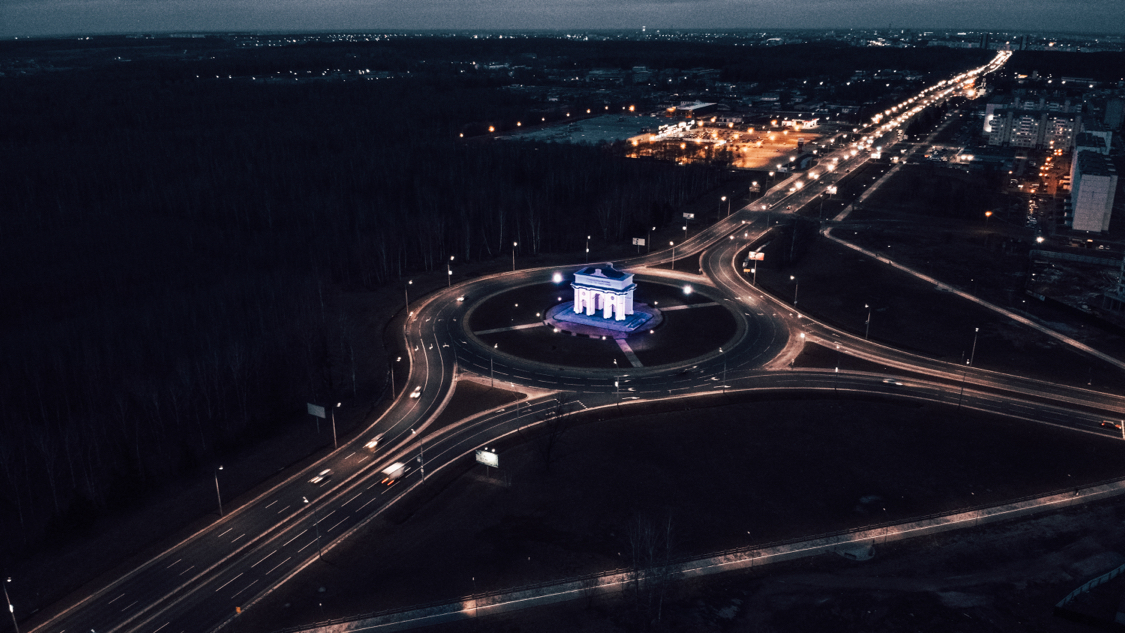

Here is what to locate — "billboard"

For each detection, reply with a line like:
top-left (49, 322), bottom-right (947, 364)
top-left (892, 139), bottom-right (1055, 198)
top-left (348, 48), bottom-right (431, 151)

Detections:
top-left (475, 449), bottom-right (499, 468)
top-left (306, 403), bottom-right (326, 419)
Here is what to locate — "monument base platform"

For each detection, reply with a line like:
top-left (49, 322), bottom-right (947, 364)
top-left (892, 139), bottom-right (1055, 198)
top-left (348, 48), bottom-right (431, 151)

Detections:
top-left (546, 302), bottom-right (663, 339)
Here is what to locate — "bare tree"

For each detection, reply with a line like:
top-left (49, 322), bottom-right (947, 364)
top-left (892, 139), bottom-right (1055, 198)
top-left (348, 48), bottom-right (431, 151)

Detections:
top-left (627, 514), bottom-right (677, 627)
top-left (533, 395), bottom-right (574, 472)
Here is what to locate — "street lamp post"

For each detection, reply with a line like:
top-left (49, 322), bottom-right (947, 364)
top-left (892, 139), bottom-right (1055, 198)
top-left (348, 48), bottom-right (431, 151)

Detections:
top-left (865, 304), bottom-right (872, 340)
top-left (586, 235), bottom-right (590, 263)
top-left (647, 227), bottom-right (654, 253)
top-left (511, 242), bottom-right (518, 271)
top-left (3, 578), bottom-right (17, 633)
top-left (683, 225), bottom-right (688, 242)
top-left (719, 196), bottom-right (726, 220)
top-left (969, 327), bottom-right (979, 366)
top-left (834, 344), bottom-right (840, 393)
top-left (214, 466), bottom-right (223, 517)
top-left (720, 346), bottom-right (726, 392)
top-left (447, 255), bottom-right (454, 287)
top-left (404, 280), bottom-right (412, 317)
top-left (670, 242), bottom-right (676, 270)
top-left (790, 275), bottom-right (799, 306)
top-left (331, 402), bottom-right (340, 449)
top-left (303, 497), bottom-right (322, 560)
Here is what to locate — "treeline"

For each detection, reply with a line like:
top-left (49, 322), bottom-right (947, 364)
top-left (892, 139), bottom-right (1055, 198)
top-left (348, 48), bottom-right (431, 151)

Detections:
top-left (0, 64), bottom-right (724, 559)
top-left (1007, 50), bottom-right (1125, 82)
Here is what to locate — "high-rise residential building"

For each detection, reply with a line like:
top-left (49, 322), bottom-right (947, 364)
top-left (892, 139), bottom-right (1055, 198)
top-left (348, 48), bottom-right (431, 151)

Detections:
top-left (1069, 151), bottom-right (1118, 233)
top-left (989, 109), bottom-right (1081, 150)
top-left (1106, 98), bottom-right (1124, 131)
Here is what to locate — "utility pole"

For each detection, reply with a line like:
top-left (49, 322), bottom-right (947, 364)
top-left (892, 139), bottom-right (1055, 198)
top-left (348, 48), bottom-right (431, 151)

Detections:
top-left (865, 304), bottom-right (871, 340)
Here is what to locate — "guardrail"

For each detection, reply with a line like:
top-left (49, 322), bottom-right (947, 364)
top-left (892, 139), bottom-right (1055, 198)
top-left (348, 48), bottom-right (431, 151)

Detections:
top-left (1056, 561), bottom-right (1125, 608)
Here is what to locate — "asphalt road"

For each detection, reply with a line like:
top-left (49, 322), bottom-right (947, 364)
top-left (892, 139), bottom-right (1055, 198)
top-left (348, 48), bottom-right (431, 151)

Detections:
top-left (32, 48), bottom-right (1125, 633)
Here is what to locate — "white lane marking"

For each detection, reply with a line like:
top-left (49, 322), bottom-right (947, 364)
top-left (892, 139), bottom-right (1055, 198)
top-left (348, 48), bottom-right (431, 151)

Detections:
top-left (266, 556), bottom-right (292, 575)
top-left (153, 622), bottom-right (170, 632)
top-left (179, 565), bottom-right (195, 576)
top-left (298, 538), bottom-right (318, 553)
top-left (214, 573), bottom-right (243, 593)
top-left (231, 579), bottom-right (259, 600)
top-left (283, 529), bottom-right (307, 547)
top-left (231, 533), bottom-right (245, 543)
top-left (165, 558), bottom-right (181, 569)
top-left (327, 517), bottom-right (348, 533)
top-left (217, 528), bottom-right (233, 538)
top-left (108, 593), bottom-right (125, 604)
top-left (358, 496), bottom-right (379, 512)
top-left (342, 492), bottom-right (363, 507)
top-left (265, 500), bottom-right (278, 509)
top-left (251, 550), bottom-right (277, 568)
top-left (276, 504), bottom-right (290, 514)
top-left (120, 600), bottom-right (138, 613)
top-left (345, 451), bottom-right (356, 459)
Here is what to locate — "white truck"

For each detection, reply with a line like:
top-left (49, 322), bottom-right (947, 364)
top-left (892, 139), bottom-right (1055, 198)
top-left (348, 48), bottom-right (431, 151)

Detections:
top-left (381, 462), bottom-right (406, 484)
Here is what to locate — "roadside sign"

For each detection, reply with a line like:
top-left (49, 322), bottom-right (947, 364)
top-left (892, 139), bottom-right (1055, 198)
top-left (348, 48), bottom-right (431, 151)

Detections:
top-left (632, 238), bottom-right (646, 246)
top-left (748, 251), bottom-right (765, 261)
top-left (307, 403), bottom-right (326, 419)
top-left (682, 212), bottom-right (694, 220)
top-left (475, 449), bottom-right (499, 468)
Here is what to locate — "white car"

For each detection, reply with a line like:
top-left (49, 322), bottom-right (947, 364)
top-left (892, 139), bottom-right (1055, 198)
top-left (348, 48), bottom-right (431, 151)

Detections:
top-left (364, 433), bottom-right (385, 450)
top-left (410, 386), bottom-right (422, 399)
top-left (309, 468), bottom-right (332, 485)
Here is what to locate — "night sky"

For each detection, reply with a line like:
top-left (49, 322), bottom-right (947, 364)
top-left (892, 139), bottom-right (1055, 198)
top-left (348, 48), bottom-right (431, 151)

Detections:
top-left (3, 0), bottom-right (1124, 38)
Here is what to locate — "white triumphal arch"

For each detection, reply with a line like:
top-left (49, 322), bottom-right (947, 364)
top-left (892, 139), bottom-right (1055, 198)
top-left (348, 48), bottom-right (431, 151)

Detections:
top-left (572, 264), bottom-right (636, 321)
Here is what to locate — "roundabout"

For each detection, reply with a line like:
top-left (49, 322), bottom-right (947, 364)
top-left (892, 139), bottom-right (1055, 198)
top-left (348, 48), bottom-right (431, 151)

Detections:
top-left (453, 265), bottom-right (788, 379)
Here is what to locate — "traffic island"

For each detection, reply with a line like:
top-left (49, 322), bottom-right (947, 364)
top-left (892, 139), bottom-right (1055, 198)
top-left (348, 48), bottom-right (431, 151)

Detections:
top-left (465, 274), bottom-right (738, 370)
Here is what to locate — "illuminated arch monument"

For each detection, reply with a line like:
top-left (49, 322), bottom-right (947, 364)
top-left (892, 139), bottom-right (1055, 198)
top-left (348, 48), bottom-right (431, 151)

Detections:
top-left (573, 264), bottom-right (635, 320)
top-left (546, 264), bottom-right (661, 338)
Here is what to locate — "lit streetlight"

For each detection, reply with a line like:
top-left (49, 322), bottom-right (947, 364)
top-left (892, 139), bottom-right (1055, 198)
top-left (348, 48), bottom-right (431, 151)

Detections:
top-left (447, 255), bottom-right (454, 287)
top-left (404, 280), bottom-right (412, 317)
top-left (214, 465), bottom-right (224, 517)
top-left (585, 235), bottom-right (590, 263)
top-left (969, 327), bottom-right (979, 366)
top-left (865, 304), bottom-right (872, 339)
top-left (3, 578), bottom-right (17, 633)
top-left (790, 275), bottom-right (799, 306)
top-left (683, 224), bottom-right (688, 242)
top-left (648, 226), bottom-right (654, 253)
top-left (670, 241), bottom-right (676, 270)
top-left (511, 241), bottom-right (518, 271)
top-left (331, 402), bottom-right (341, 449)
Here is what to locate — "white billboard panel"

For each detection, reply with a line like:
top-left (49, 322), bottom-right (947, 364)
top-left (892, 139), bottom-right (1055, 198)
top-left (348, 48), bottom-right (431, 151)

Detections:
top-left (475, 449), bottom-right (499, 468)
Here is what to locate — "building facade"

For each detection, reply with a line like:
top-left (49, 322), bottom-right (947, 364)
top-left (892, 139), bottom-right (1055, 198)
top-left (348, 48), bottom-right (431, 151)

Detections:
top-left (1070, 151), bottom-right (1118, 233)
